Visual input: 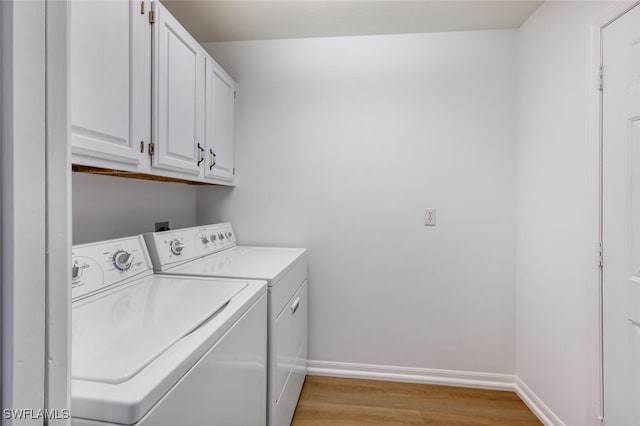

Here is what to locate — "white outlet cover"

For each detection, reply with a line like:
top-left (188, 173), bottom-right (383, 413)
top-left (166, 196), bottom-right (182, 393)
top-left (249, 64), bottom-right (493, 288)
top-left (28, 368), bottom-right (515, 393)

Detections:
top-left (424, 208), bottom-right (436, 226)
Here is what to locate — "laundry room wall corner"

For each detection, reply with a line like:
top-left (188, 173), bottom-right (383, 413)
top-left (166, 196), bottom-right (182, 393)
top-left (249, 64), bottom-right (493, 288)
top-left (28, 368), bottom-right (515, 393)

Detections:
top-left (196, 185), bottom-right (233, 226)
top-left (515, 2), bottom-right (619, 424)
top-left (198, 29), bottom-right (518, 376)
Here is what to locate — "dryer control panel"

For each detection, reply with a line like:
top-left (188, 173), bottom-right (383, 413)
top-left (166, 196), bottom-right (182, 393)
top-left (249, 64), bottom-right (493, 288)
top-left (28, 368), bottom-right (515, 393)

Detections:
top-left (71, 236), bottom-right (153, 301)
top-left (143, 222), bottom-right (237, 271)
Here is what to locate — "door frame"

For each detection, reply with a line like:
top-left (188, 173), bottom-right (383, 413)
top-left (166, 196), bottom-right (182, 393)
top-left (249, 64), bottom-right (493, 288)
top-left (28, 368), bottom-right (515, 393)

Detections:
top-left (0, 0), bottom-right (70, 423)
top-left (1, 0), bottom-right (48, 419)
top-left (588, 2), bottom-right (640, 424)
top-left (46, 0), bottom-right (71, 421)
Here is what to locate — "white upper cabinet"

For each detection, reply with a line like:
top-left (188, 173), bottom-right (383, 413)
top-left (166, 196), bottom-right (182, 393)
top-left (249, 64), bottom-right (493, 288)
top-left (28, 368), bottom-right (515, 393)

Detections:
top-left (152, 3), bottom-right (205, 177)
top-left (204, 57), bottom-right (236, 182)
top-left (70, 0), bottom-right (150, 171)
top-left (70, 1), bottom-right (236, 185)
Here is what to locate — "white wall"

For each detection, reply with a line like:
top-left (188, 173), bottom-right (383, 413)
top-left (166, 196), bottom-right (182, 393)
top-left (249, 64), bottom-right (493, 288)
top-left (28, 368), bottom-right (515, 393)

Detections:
top-left (199, 30), bottom-right (518, 374)
top-left (72, 173), bottom-right (197, 244)
top-left (516, 2), bottom-right (612, 424)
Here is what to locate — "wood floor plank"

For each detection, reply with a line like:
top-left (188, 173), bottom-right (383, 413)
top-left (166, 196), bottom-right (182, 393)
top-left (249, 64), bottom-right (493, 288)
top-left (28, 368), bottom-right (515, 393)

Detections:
top-left (292, 401), bottom-right (424, 425)
top-left (298, 376), bottom-right (535, 420)
top-left (292, 376), bottom-right (541, 425)
top-left (421, 410), bottom-right (541, 426)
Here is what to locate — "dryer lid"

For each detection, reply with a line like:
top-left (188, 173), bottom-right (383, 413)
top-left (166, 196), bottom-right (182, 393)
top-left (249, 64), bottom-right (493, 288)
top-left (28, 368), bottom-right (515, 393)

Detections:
top-left (168, 246), bottom-right (307, 282)
top-left (72, 275), bottom-right (247, 384)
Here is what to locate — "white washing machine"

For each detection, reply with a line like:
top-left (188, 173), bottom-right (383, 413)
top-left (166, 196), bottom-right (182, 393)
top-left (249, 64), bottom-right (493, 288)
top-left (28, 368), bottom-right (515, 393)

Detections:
top-left (71, 235), bottom-right (267, 426)
top-left (143, 223), bottom-right (308, 426)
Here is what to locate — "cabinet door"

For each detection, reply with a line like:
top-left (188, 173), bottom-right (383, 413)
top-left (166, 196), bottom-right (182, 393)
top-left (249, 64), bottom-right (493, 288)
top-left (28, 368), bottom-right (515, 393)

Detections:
top-left (70, 0), bottom-right (150, 170)
top-left (152, 3), bottom-right (204, 176)
top-left (204, 56), bottom-right (236, 182)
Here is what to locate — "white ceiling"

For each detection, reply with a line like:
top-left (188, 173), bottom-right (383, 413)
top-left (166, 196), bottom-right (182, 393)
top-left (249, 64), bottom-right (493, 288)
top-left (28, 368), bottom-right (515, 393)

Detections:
top-left (162, 1), bottom-right (544, 43)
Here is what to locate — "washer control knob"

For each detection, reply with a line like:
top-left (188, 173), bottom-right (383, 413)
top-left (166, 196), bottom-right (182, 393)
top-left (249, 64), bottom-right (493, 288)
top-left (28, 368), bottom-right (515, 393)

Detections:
top-left (170, 239), bottom-right (184, 255)
top-left (201, 235), bottom-right (209, 244)
top-left (114, 250), bottom-right (133, 271)
top-left (226, 231), bottom-right (232, 239)
top-left (218, 233), bottom-right (224, 240)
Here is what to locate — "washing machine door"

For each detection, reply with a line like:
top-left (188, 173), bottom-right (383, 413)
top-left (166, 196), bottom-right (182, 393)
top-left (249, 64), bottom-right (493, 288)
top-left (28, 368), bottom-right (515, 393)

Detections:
top-left (71, 275), bottom-right (247, 424)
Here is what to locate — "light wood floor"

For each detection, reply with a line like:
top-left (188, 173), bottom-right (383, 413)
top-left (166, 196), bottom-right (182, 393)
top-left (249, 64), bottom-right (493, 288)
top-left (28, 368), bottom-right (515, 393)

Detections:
top-left (291, 376), bottom-right (541, 426)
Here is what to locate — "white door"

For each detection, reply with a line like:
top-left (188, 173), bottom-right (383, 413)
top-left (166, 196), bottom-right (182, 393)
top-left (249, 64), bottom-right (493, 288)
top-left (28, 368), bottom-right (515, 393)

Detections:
top-left (70, 0), bottom-right (150, 169)
top-left (204, 56), bottom-right (236, 182)
top-left (602, 4), bottom-right (640, 425)
top-left (152, 3), bottom-right (204, 176)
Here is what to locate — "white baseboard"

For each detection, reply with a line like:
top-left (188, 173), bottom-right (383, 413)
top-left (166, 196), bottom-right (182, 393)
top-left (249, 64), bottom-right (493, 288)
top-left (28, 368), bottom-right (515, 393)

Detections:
top-left (307, 360), bottom-right (515, 391)
top-left (306, 360), bottom-right (564, 426)
top-left (514, 377), bottom-right (565, 426)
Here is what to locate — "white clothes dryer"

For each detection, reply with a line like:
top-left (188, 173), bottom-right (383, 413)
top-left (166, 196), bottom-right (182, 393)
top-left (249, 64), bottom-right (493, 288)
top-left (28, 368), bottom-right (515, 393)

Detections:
top-left (144, 223), bottom-right (307, 426)
top-left (71, 235), bottom-right (267, 426)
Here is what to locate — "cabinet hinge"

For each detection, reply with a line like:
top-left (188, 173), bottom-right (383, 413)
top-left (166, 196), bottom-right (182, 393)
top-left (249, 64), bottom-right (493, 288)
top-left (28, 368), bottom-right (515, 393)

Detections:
top-left (140, 1), bottom-right (145, 14)
top-left (140, 141), bottom-right (145, 153)
top-left (149, 9), bottom-right (155, 24)
top-left (148, 142), bottom-right (155, 156)
top-left (234, 91), bottom-right (236, 100)
top-left (598, 242), bottom-right (603, 268)
top-left (233, 167), bottom-right (236, 175)
top-left (599, 66), bottom-right (604, 91)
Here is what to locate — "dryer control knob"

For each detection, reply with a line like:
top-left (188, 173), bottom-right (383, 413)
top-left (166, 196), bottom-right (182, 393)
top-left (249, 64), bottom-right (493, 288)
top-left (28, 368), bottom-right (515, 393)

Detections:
top-left (114, 250), bottom-right (133, 271)
top-left (201, 236), bottom-right (209, 244)
top-left (170, 239), bottom-right (184, 255)
top-left (218, 233), bottom-right (224, 240)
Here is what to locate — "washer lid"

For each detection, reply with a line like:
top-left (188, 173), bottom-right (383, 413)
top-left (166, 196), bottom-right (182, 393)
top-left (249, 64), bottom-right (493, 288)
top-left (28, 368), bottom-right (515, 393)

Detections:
top-left (72, 275), bottom-right (247, 384)
top-left (168, 246), bottom-right (307, 282)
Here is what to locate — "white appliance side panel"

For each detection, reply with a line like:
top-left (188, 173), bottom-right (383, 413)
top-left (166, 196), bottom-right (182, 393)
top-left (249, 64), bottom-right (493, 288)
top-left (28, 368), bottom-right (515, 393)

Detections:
top-left (272, 340), bottom-right (307, 426)
top-left (72, 418), bottom-right (119, 426)
top-left (137, 293), bottom-right (267, 426)
top-left (269, 281), bottom-right (308, 426)
top-left (269, 258), bottom-right (307, 316)
top-left (71, 418), bottom-right (120, 426)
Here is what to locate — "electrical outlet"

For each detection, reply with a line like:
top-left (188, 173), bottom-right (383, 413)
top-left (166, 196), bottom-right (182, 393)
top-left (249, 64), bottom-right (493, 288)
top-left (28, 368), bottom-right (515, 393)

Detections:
top-left (424, 208), bottom-right (436, 226)
top-left (155, 221), bottom-right (170, 232)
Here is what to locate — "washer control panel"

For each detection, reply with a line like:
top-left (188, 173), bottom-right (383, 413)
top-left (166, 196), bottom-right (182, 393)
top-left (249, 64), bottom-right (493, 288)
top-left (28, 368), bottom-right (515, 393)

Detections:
top-left (71, 236), bottom-right (153, 301)
top-left (143, 222), bottom-right (236, 271)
